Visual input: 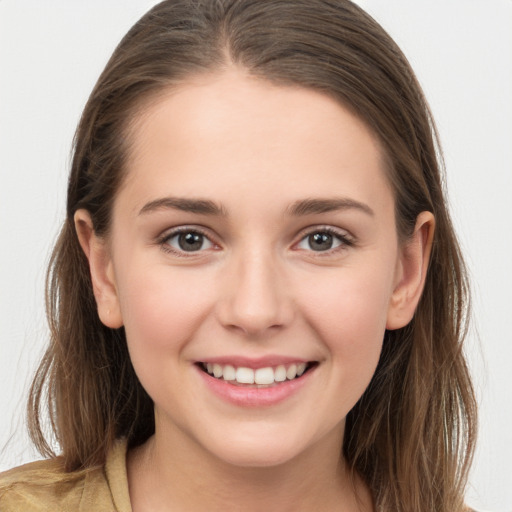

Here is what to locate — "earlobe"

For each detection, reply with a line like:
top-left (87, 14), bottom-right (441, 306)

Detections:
top-left (74, 209), bottom-right (123, 329)
top-left (386, 211), bottom-right (435, 330)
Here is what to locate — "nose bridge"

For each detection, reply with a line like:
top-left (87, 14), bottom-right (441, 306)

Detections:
top-left (217, 241), bottom-right (292, 336)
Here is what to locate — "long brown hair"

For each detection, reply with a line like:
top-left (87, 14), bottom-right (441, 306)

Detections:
top-left (28, 1), bottom-right (477, 510)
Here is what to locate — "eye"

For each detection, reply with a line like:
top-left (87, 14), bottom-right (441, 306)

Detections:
top-left (162, 229), bottom-right (214, 254)
top-left (296, 229), bottom-right (351, 252)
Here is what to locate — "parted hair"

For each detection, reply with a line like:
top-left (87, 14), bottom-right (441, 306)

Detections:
top-left (28, 1), bottom-right (477, 511)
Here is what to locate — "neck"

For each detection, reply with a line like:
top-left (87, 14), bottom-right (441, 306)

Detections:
top-left (127, 425), bottom-right (373, 512)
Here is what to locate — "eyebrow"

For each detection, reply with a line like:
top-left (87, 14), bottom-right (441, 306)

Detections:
top-left (286, 198), bottom-right (374, 217)
top-left (138, 196), bottom-right (374, 217)
top-left (139, 197), bottom-right (227, 216)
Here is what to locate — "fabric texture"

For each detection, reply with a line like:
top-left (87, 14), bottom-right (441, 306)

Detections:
top-left (0, 440), bottom-right (482, 511)
top-left (0, 439), bottom-right (131, 512)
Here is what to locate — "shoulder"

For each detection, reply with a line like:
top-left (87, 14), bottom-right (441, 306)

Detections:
top-left (0, 440), bottom-right (129, 512)
top-left (0, 457), bottom-right (92, 511)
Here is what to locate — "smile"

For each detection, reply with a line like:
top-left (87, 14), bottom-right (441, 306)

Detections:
top-left (200, 362), bottom-right (312, 386)
top-left (195, 359), bottom-right (318, 407)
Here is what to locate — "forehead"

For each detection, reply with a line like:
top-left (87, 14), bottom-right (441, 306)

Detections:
top-left (119, 71), bottom-right (392, 215)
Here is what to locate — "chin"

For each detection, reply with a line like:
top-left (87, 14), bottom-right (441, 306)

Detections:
top-left (200, 424), bottom-right (326, 469)
top-left (213, 443), bottom-right (302, 469)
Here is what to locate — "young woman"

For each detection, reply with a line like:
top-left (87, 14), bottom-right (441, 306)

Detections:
top-left (0, 1), bottom-right (477, 511)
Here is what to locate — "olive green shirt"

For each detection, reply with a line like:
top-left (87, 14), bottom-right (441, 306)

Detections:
top-left (0, 439), bottom-right (131, 511)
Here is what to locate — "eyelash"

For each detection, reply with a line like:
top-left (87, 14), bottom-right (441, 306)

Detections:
top-left (157, 226), bottom-right (216, 257)
top-left (295, 226), bottom-right (354, 256)
top-left (156, 225), bottom-right (354, 258)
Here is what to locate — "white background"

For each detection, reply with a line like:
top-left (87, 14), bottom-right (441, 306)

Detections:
top-left (0, 1), bottom-right (511, 510)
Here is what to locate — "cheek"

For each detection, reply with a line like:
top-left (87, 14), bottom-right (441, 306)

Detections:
top-left (114, 266), bottom-right (219, 413)
top-left (115, 265), bottom-right (214, 354)
top-left (296, 270), bottom-right (393, 421)
top-left (297, 264), bottom-right (394, 369)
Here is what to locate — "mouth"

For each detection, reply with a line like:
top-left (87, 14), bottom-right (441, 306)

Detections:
top-left (197, 361), bottom-right (317, 388)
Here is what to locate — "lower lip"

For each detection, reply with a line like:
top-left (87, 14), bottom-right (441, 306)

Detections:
top-left (195, 365), bottom-right (314, 407)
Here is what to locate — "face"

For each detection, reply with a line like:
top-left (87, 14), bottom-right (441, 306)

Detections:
top-left (86, 71), bottom-right (417, 468)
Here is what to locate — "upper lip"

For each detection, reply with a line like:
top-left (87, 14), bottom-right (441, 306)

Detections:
top-left (195, 356), bottom-right (313, 369)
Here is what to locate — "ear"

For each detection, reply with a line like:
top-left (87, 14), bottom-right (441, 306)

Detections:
top-left (74, 209), bottom-right (123, 329)
top-left (386, 211), bottom-right (435, 330)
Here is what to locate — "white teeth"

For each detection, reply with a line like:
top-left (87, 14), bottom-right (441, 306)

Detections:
top-left (236, 367), bottom-right (255, 384)
top-left (254, 367), bottom-right (275, 385)
top-left (296, 362), bottom-right (307, 376)
top-left (222, 364), bottom-right (236, 381)
top-left (286, 364), bottom-right (297, 380)
top-left (274, 365), bottom-right (287, 382)
top-left (213, 364), bottom-right (223, 378)
top-left (202, 362), bottom-right (310, 385)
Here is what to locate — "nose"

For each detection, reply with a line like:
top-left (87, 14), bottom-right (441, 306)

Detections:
top-left (216, 247), bottom-right (294, 337)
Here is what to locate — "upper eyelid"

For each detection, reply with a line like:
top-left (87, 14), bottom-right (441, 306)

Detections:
top-left (157, 227), bottom-right (219, 258)
top-left (158, 225), bottom-right (218, 247)
top-left (156, 224), bottom-right (354, 248)
top-left (159, 225), bottom-right (214, 239)
top-left (295, 225), bottom-right (353, 241)
top-left (292, 226), bottom-right (355, 256)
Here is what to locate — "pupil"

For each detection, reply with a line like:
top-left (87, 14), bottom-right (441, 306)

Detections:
top-left (178, 232), bottom-right (203, 251)
top-left (309, 232), bottom-right (332, 251)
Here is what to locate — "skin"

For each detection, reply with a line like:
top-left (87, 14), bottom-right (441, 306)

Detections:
top-left (76, 70), bottom-right (434, 511)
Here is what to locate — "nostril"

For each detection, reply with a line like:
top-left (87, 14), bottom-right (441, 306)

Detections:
top-left (214, 269), bottom-right (294, 336)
